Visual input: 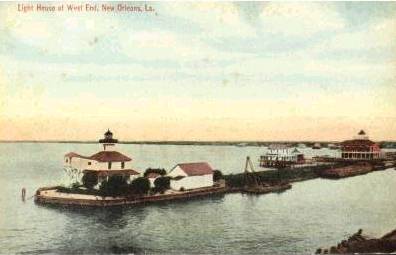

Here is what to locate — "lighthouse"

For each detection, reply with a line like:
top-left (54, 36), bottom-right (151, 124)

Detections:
top-left (99, 129), bottom-right (118, 151)
top-left (63, 130), bottom-right (140, 188)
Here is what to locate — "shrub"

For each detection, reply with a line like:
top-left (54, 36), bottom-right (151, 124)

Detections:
top-left (82, 172), bottom-right (98, 189)
top-left (213, 170), bottom-right (224, 182)
top-left (99, 175), bottom-right (128, 196)
top-left (143, 168), bottom-right (167, 177)
top-left (71, 182), bottom-right (82, 189)
top-left (153, 176), bottom-right (171, 193)
top-left (129, 177), bottom-right (150, 195)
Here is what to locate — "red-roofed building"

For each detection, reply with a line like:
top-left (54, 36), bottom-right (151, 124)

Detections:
top-left (341, 130), bottom-right (382, 161)
top-left (168, 162), bottom-right (214, 190)
top-left (146, 172), bottom-right (162, 187)
top-left (63, 130), bottom-right (140, 188)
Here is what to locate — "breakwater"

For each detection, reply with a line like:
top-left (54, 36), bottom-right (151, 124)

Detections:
top-left (316, 228), bottom-right (396, 254)
top-left (224, 161), bottom-right (393, 190)
top-left (224, 164), bottom-right (340, 189)
top-left (35, 185), bottom-right (226, 207)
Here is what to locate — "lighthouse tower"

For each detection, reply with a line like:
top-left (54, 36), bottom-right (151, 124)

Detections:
top-left (99, 129), bottom-right (118, 151)
top-left (64, 130), bottom-right (139, 188)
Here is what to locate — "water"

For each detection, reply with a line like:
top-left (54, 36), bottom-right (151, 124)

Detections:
top-left (0, 143), bottom-right (395, 254)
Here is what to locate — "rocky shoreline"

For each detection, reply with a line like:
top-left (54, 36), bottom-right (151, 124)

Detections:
top-left (316, 228), bottom-right (396, 254)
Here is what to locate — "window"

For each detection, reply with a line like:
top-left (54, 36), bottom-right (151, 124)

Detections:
top-left (121, 162), bottom-right (125, 169)
top-left (88, 162), bottom-right (91, 165)
top-left (108, 162), bottom-right (112, 169)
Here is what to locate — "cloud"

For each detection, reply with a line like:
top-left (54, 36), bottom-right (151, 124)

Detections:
top-left (159, 2), bottom-right (256, 38)
top-left (0, 2), bottom-right (395, 140)
top-left (259, 2), bottom-right (345, 37)
top-left (1, 5), bottom-right (119, 55)
top-left (311, 16), bottom-right (396, 53)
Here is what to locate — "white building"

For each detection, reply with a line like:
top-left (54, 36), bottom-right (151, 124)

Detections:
top-left (63, 130), bottom-right (140, 187)
top-left (167, 162), bottom-right (214, 191)
top-left (259, 144), bottom-right (305, 167)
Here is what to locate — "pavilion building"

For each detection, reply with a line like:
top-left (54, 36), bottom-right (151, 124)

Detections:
top-left (340, 130), bottom-right (382, 161)
top-left (259, 144), bottom-right (305, 168)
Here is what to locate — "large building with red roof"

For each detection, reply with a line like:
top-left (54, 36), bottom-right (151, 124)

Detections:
top-left (167, 162), bottom-right (214, 190)
top-left (341, 130), bottom-right (382, 161)
top-left (63, 130), bottom-right (140, 186)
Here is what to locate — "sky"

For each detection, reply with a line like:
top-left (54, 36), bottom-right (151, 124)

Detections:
top-left (0, 1), bottom-right (395, 141)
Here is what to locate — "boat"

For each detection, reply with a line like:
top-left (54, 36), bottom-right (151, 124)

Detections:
top-left (243, 183), bottom-right (292, 194)
top-left (297, 143), bottom-right (307, 148)
top-left (319, 162), bottom-right (373, 178)
top-left (312, 143), bottom-right (321, 149)
top-left (328, 143), bottom-right (339, 150)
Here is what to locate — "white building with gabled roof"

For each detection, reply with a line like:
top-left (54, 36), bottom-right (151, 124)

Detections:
top-left (63, 130), bottom-right (140, 186)
top-left (167, 162), bottom-right (214, 191)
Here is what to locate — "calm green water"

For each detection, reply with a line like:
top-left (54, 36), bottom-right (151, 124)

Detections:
top-left (0, 143), bottom-right (395, 254)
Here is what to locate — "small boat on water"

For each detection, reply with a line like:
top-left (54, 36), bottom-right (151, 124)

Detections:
top-left (236, 142), bottom-right (248, 147)
top-left (312, 143), bottom-right (321, 149)
top-left (328, 143), bottom-right (339, 150)
top-left (243, 183), bottom-right (292, 194)
top-left (298, 143), bottom-right (307, 148)
top-left (319, 162), bottom-right (373, 179)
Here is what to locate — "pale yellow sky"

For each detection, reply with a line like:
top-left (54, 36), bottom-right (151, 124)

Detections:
top-left (0, 2), bottom-right (395, 141)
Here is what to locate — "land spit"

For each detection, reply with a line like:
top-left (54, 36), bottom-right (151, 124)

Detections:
top-left (35, 161), bottom-right (393, 207)
top-left (35, 185), bottom-right (227, 207)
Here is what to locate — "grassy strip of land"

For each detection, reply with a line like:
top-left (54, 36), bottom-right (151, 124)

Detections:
top-left (224, 164), bottom-right (339, 189)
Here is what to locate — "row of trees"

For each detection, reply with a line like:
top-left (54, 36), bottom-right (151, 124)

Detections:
top-left (143, 168), bottom-right (167, 177)
top-left (81, 173), bottom-right (171, 196)
top-left (80, 169), bottom-right (224, 196)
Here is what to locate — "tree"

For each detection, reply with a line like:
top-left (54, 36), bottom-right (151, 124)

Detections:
top-left (213, 170), bottom-right (224, 182)
top-left (99, 175), bottom-right (128, 196)
top-left (82, 172), bottom-right (98, 189)
top-left (154, 176), bottom-right (171, 193)
top-left (129, 177), bottom-right (150, 195)
top-left (143, 168), bottom-right (167, 177)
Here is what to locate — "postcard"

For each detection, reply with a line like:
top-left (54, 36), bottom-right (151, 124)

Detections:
top-left (0, 1), bottom-right (395, 254)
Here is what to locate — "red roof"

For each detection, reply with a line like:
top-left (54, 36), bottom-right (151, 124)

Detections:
top-left (341, 139), bottom-right (380, 152)
top-left (89, 151), bottom-right (131, 162)
top-left (146, 173), bottom-right (161, 179)
top-left (83, 169), bottom-right (139, 176)
top-left (176, 162), bottom-right (213, 176)
top-left (64, 152), bottom-right (90, 159)
top-left (341, 139), bottom-right (376, 146)
top-left (64, 151), bottom-right (132, 162)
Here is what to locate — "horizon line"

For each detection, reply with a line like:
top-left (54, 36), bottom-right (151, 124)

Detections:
top-left (0, 139), bottom-right (395, 144)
